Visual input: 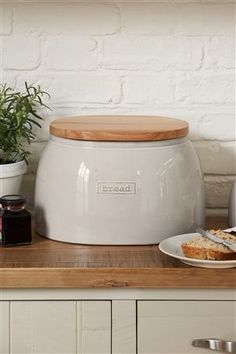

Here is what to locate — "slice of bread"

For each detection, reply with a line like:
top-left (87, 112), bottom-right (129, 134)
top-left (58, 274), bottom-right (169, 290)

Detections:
top-left (181, 230), bottom-right (236, 261)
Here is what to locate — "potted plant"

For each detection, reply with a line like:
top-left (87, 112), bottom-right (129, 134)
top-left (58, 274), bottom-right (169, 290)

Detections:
top-left (0, 82), bottom-right (50, 196)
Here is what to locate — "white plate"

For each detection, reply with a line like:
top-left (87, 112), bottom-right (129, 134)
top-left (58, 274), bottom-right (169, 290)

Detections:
top-left (159, 233), bottom-right (236, 268)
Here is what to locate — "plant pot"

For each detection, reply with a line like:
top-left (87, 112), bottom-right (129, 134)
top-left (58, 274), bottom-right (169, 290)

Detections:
top-left (0, 160), bottom-right (27, 197)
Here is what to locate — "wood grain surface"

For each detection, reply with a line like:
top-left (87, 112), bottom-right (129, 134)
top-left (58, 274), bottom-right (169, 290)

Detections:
top-left (50, 115), bottom-right (188, 141)
top-left (0, 217), bottom-right (235, 289)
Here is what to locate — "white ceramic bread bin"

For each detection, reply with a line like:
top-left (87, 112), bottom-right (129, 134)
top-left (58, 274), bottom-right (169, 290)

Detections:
top-left (34, 116), bottom-right (205, 245)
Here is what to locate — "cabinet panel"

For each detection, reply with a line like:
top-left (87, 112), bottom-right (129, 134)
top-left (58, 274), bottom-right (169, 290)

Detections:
top-left (10, 301), bottom-right (76, 354)
top-left (0, 301), bottom-right (9, 354)
top-left (138, 301), bottom-right (236, 354)
top-left (77, 301), bottom-right (111, 354)
top-left (112, 301), bottom-right (136, 354)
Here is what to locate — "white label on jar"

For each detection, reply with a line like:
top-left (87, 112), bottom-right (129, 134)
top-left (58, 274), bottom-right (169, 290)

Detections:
top-left (96, 181), bottom-right (136, 195)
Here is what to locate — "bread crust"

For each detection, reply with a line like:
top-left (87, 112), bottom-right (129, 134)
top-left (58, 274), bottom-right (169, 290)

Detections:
top-left (181, 230), bottom-right (236, 261)
top-left (182, 243), bottom-right (236, 261)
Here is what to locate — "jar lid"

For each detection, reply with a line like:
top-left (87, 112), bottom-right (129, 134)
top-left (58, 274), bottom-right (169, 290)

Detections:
top-left (0, 195), bottom-right (26, 208)
top-left (50, 115), bottom-right (188, 142)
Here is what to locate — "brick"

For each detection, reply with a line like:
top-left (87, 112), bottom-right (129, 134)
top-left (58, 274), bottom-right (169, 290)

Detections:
top-left (1, 70), bottom-right (16, 87)
top-left (121, 4), bottom-right (177, 35)
top-left (175, 72), bottom-right (235, 104)
top-left (123, 74), bottom-right (174, 104)
top-left (122, 3), bottom-right (234, 35)
top-left (182, 107), bottom-right (235, 141)
top-left (203, 36), bottom-right (235, 69)
top-left (43, 36), bottom-right (98, 71)
top-left (13, 4), bottom-right (120, 35)
top-left (176, 4), bottom-right (235, 36)
top-left (194, 141), bottom-right (236, 175)
top-left (204, 175), bottom-right (235, 208)
top-left (11, 71), bottom-right (121, 105)
top-left (103, 36), bottom-right (202, 71)
top-left (34, 73), bottom-right (121, 104)
top-left (13, 72), bottom-right (42, 89)
top-left (197, 114), bottom-right (235, 141)
top-left (0, 5), bottom-right (12, 35)
top-left (3, 35), bottom-right (40, 70)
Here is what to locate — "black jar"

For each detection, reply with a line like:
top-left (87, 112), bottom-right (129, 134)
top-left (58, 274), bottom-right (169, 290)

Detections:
top-left (0, 195), bottom-right (32, 246)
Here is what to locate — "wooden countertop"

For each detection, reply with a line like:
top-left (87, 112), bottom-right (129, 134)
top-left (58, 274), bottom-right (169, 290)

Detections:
top-left (0, 217), bottom-right (235, 289)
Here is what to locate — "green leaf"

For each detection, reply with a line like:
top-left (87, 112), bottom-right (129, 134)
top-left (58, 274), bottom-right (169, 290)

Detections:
top-left (0, 82), bottom-right (51, 164)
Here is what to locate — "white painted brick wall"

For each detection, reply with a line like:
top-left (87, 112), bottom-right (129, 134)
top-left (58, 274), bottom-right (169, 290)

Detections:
top-left (3, 35), bottom-right (41, 70)
top-left (123, 74), bottom-right (175, 104)
top-left (121, 3), bottom-right (234, 35)
top-left (103, 36), bottom-right (203, 70)
top-left (0, 1), bottom-right (235, 217)
top-left (13, 4), bottom-right (120, 35)
top-left (175, 72), bottom-right (235, 104)
top-left (43, 36), bottom-right (98, 71)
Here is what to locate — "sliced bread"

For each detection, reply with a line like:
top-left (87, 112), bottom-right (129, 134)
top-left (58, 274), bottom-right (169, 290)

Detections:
top-left (181, 230), bottom-right (236, 261)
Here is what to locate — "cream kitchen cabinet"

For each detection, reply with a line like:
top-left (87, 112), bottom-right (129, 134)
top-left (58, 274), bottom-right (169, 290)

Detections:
top-left (138, 300), bottom-right (236, 354)
top-left (10, 301), bottom-right (77, 354)
top-left (0, 302), bottom-right (9, 354)
top-left (1, 290), bottom-right (236, 354)
top-left (112, 300), bottom-right (136, 354)
top-left (8, 301), bottom-right (111, 354)
top-left (76, 301), bottom-right (111, 354)
top-left (0, 299), bottom-right (135, 354)
top-left (0, 298), bottom-right (129, 354)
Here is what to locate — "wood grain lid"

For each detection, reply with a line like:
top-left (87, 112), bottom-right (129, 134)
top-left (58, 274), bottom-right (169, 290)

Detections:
top-left (50, 115), bottom-right (188, 142)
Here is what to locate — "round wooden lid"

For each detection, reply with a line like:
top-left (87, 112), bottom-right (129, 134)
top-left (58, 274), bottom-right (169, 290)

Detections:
top-left (50, 115), bottom-right (188, 142)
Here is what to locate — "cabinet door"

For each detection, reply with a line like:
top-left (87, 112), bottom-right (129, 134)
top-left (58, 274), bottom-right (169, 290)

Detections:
top-left (77, 301), bottom-right (111, 354)
top-left (138, 301), bottom-right (236, 354)
top-left (112, 301), bottom-right (136, 354)
top-left (10, 301), bottom-right (77, 354)
top-left (0, 301), bottom-right (9, 354)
